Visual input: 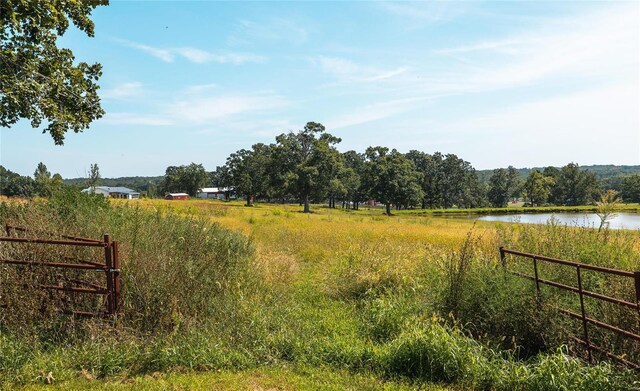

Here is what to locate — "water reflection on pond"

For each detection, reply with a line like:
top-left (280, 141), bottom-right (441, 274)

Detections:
top-left (470, 213), bottom-right (640, 230)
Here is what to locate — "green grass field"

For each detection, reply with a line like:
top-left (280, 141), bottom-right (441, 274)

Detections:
top-left (13, 365), bottom-right (450, 391)
top-left (1, 195), bottom-right (639, 390)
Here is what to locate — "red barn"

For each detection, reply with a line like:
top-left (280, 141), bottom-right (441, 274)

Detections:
top-left (164, 193), bottom-right (190, 200)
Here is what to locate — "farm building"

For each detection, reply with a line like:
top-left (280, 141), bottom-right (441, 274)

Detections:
top-left (197, 187), bottom-right (232, 200)
top-left (81, 186), bottom-right (140, 199)
top-left (164, 193), bottom-right (190, 200)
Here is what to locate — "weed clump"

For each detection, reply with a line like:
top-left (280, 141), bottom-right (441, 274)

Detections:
top-left (383, 320), bottom-right (637, 390)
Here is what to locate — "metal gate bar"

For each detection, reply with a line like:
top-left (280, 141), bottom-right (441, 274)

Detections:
top-left (0, 226), bottom-right (121, 317)
top-left (500, 247), bottom-right (640, 370)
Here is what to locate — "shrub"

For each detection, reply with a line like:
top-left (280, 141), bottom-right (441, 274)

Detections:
top-left (384, 321), bottom-right (485, 383)
top-left (436, 227), bottom-right (564, 357)
top-left (382, 321), bottom-right (636, 390)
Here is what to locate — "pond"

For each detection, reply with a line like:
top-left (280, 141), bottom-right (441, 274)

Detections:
top-left (473, 212), bottom-right (640, 230)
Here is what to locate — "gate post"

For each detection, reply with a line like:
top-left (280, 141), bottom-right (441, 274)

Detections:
top-left (112, 241), bottom-right (121, 315)
top-left (103, 233), bottom-right (114, 315)
top-left (532, 256), bottom-right (541, 295)
top-left (532, 256), bottom-right (542, 308)
top-left (576, 265), bottom-right (591, 362)
top-left (499, 247), bottom-right (506, 270)
top-left (634, 271), bottom-right (640, 330)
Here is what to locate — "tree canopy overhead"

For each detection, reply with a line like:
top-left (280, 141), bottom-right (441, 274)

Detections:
top-left (0, 0), bottom-right (108, 145)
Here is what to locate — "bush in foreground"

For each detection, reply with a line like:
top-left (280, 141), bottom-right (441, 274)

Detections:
top-left (0, 189), bottom-right (255, 339)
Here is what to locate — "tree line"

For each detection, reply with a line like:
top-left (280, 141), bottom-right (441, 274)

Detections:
top-left (185, 121), bottom-right (637, 214)
top-left (205, 122), bottom-right (489, 214)
top-left (3, 122), bottom-right (640, 211)
top-left (1, 163), bottom-right (65, 198)
top-left (0, 163), bottom-right (98, 198)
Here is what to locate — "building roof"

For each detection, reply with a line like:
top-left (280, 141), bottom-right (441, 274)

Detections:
top-left (167, 193), bottom-right (189, 196)
top-left (82, 186), bottom-right (139, 194)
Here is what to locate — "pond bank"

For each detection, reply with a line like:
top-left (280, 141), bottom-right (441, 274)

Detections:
top-left (472, 212), bottom-right (640, 230)
top-left (397, 204), bottom-right (640, 216)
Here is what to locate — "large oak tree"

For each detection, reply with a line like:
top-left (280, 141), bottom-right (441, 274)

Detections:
top-left (273, 122), bottom-right (341, 213)
top-left (364, 147), bottom-right (423, 216)
top-left (226, 143), bottom-right (272, 206)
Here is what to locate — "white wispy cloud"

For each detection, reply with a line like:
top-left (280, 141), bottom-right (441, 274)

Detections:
top-left (229, 18), bottom-right (310, 46)
top-left (433, 38), bottom-right (539, 56)
top-left (440, 82), bottom-right (640, 168)
top-left (174, 47), bottom-right (265, 64)
top-left (185, 83), bottom-right (218, 94)
top-left (101, 90), bottom-right (290, 127)
top-left (327, 97), bottom-right (427, 130)
top-left (377, 1), bottom-right (466, 25)
top-left (101, 113), bottom-right (173, 126)
top-left (173, 47), bottom-right (211, 63)
top-left (333, 3), bottom-right (638, 109)
top-left (101, 3), bottom-right (637, 168)
top-left (462, 83), bottom-right (638, 140)
top-left (127, 42), bottom-right (175, 62)
top-left (320, 4), bottom-right (638, 151)
top-left (122, 40), bottom-right (264, 64)
top-left (433, 4), bottom-right (638, 92)
top-left (101, 82), bottom-right (144, 100)
top-left (313, 56), bottom-right (410, 84)
top-left (196, 119), bottom-right (296, 137)
top-left (167, 93), bottom-right (290, 125)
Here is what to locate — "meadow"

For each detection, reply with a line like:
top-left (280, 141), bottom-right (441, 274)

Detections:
top-left (1, 193), bottom-right (639, 390)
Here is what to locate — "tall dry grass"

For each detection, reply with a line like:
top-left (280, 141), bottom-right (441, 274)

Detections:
top-left (1, 195), bottom-right (638, 389)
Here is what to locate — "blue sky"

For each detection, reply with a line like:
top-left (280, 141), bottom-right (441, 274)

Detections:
top-left (1, 1), bottom-right (639, 178)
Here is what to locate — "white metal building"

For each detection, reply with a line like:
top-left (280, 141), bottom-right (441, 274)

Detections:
top-left (82, 186), bottom-right (140, 199)
top-left (197, 187), bottom-right (232, 200)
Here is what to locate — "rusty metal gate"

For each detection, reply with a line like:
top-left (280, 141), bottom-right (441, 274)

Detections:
top-left (0, 225), bottom-right (120, 317)
top-left (500, 247), bottom-right (640, 369)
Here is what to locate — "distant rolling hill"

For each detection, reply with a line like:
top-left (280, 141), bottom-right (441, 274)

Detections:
top-left (477, 164), bottom-right (640, 190)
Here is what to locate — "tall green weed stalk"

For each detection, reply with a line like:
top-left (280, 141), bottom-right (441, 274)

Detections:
top-left (436, 226), bottom-right (563, 357)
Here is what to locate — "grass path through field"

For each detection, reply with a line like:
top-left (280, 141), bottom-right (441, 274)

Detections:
top-left (11, 365), bottom-right (452, 391)
top-left (108, 199), bottom-right (478, 390)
